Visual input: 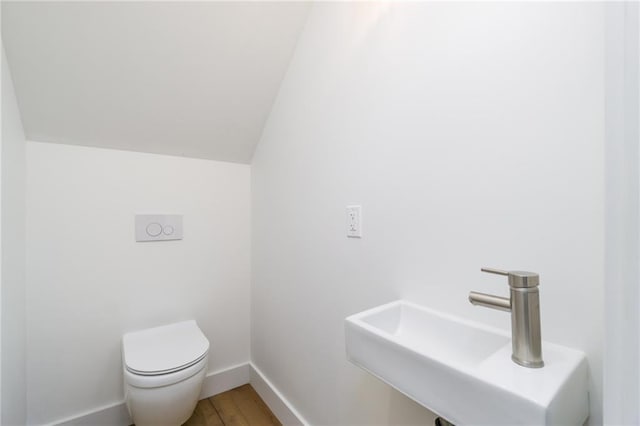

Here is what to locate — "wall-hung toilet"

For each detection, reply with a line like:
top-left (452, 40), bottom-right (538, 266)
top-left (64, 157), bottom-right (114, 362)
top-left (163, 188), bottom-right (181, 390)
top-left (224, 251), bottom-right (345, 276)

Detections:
top-left (122, 320), bottom-right (209, 426)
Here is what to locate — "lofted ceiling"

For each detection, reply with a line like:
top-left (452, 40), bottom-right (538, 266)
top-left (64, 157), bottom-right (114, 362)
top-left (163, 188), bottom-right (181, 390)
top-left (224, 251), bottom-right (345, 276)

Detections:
top-left (2, 1), bottom-right (311, 163)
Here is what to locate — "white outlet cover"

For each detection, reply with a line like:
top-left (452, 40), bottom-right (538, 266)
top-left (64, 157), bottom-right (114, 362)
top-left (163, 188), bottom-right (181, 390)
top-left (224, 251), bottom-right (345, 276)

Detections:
top-left (346, 205), bottom-right (362, 238)
top-left (135, 214), bottom-right (183, 242)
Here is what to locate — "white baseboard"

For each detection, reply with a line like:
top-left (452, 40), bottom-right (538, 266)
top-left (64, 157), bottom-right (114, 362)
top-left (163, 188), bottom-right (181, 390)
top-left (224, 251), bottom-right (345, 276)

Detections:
top-left (249, 363), bottom-right (309, 426)
top-left (51, 363), bottom-right (307, 426)
top-left (53, 401), bottom-right (131, 426)
top-left (199, 362), bottom-right (250, 399)
top-left (51, 363), bottom-right (251, 426)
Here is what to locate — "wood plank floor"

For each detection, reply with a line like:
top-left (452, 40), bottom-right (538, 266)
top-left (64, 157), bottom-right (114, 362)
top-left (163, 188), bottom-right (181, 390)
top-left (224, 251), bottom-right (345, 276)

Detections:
top-left (183, 384), bottom-right (281, 426)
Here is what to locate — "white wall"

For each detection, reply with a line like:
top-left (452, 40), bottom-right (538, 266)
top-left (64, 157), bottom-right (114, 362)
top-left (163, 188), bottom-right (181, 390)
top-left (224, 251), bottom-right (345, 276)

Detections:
top-left (1, 48), bottom-right (3, 426)
top-left (603, 2), bottom-right (640, 424)
top-left (26, 142), bottom-right (251, 425)
top-left (252, 3), bottom-right (604, 425)
top-left (1, 45), bottom-right (27, 425)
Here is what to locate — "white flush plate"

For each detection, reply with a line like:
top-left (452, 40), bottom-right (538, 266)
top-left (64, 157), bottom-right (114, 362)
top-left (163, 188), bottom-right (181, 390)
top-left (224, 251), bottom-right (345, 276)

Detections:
top-left (135, 214), bottom-right (183, 242)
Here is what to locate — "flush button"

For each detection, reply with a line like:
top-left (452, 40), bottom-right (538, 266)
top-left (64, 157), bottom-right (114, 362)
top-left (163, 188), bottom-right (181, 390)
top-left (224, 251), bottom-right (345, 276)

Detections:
top-left (136, 214), bottom-right (183, 242)
top-left (146, 222), bottom-right (163, 237)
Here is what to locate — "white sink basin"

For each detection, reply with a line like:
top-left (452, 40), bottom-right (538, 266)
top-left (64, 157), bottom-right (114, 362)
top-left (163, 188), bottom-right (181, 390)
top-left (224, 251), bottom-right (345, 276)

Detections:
top-left (345, 300), bottom-right (589, 425)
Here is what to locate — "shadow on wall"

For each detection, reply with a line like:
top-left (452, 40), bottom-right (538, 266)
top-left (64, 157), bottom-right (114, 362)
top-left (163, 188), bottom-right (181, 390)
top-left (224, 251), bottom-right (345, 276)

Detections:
top-left (387, 389), bottom-right (439, 425)
top-left (344, 371), bottom-right (438, 425)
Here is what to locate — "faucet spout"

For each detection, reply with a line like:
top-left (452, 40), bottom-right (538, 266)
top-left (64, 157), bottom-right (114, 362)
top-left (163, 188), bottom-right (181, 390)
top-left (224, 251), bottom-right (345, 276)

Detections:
top-left (468, 291), bottom-right (511, 312)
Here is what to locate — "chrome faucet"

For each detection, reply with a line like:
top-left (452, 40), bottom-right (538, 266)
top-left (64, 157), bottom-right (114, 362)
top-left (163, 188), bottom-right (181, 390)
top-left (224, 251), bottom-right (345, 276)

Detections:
top-left (469, 267), bottom-right (544, 368)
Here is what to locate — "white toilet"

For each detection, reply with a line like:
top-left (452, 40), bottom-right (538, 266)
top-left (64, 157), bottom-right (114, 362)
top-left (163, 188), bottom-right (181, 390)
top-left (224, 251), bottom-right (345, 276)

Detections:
top-left (122, 320), bottom-right (210, 426)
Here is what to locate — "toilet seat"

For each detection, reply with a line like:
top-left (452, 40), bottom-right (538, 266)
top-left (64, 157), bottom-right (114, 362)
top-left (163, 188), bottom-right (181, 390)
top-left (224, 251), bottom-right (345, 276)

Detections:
top-left (126, 351), bottom-right (208, 376)
top-left (124, 354), bottom-right (208, 388)
top-left (123, 320), bottom-right (209, 377)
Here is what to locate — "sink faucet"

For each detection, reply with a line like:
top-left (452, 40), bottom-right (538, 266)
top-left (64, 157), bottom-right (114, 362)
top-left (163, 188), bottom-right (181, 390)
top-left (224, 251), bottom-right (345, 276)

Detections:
top-left (469, 267), bottom-right (544, 368)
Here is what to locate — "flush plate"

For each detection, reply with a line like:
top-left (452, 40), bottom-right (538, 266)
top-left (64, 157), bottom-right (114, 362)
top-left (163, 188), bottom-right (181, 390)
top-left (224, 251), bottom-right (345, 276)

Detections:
top-left (135, 214), bottom-right (183, 242)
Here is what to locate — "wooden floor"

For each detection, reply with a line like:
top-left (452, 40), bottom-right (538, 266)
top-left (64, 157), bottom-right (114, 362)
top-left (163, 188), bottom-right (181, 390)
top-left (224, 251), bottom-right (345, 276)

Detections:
top-left (183, 384), bottom-right (281, 426)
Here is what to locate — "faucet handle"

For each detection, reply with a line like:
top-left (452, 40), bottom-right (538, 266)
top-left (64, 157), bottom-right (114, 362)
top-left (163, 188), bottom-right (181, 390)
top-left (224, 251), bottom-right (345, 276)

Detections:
top-left (481, 267), bottom-right (509, 276)
top-left (481, 267), bottom-right (540, 288)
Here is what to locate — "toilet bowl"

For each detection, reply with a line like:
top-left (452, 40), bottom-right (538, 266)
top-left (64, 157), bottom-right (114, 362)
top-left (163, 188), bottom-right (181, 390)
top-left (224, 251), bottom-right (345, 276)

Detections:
top-left (122, 320), bottom-right (210, 426)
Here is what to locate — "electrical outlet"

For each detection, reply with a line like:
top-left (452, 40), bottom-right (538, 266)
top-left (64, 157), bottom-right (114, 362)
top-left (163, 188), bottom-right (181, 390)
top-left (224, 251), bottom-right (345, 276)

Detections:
top-left (346, 205), bottom-right (362, 238)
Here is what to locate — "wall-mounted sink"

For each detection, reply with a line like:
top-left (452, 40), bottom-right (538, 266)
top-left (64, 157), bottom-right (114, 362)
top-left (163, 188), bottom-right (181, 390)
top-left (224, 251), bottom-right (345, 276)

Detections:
top-left (345, 301), bottom-right (589, 425)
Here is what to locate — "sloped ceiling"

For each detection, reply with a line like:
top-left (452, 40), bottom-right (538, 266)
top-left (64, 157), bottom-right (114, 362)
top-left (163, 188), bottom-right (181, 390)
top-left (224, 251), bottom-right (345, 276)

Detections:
top-left (2, 1), bottom-right (311, 163)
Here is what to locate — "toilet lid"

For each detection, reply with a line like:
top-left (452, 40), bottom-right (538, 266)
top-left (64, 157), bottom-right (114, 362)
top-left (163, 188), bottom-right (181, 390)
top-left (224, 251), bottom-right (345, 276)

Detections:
top-left (123, 320), bottom-right (209, 376)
